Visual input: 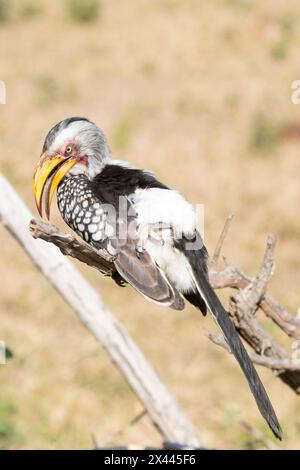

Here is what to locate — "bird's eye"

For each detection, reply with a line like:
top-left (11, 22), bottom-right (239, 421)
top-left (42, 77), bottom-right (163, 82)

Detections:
top-left (65, 145), bottom-right (72, 155)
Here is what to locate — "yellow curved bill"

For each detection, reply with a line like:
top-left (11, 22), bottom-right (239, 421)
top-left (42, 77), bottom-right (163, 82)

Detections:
top-left (33, 155), bottom-right (77, 218)
top-left (45, 158), bottom-right (78, 219)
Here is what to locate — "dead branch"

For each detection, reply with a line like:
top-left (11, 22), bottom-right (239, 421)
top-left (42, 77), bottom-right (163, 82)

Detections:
top-left (29, 218), bottom-right (115, 277)
top-left (0, 173), bottom-right (201, 448)
top-left (208, 332), bottom-right (300, 371)
top-left (209, 220), bottom-right (300, 393)
top-left (211, 214), bottom-right (234, 269)
top-left (29, 213), bottom-right (300, 393)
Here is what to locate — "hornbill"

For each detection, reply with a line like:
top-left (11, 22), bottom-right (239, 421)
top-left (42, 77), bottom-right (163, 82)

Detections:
top-left (33, 117), bottom-right (282, 439)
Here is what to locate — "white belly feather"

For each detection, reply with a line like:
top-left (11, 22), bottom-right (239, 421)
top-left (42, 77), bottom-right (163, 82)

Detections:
top-left (131, 188), bottom-right (197, 293)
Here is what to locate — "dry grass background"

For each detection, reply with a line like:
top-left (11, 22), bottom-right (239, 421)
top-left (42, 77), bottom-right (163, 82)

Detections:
top-left (0, 0), bottom-right (300, 449)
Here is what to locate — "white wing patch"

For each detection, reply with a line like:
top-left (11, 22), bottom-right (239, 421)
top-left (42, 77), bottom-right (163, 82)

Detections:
top-left (132, 188), bottom-right (196, 238)
top-left (131, 187), bottom-right (197, 293)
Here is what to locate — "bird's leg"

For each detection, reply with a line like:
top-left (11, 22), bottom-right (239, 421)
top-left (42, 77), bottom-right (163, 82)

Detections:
top-left (135, 223), bottom-right (172, 259)
top-left (148, 222), bottom-right (172, 246)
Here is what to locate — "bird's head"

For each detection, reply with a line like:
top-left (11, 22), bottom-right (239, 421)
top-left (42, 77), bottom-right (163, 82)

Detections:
top-left (33, 117), bottom-right (110, 219)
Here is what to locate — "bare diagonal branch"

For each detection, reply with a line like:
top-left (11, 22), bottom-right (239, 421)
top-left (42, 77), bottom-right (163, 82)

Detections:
top-left (0, 174), bottom-right (202, 448)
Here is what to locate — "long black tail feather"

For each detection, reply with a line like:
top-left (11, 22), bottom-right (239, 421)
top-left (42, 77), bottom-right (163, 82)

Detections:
top-left (190, 263), bottom-right (282, 439)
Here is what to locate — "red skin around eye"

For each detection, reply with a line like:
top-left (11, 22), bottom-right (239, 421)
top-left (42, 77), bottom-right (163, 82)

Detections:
top-left (60, 143), bottom-right (88, 165)
top-left (60, 142), bottom-right (74, 156)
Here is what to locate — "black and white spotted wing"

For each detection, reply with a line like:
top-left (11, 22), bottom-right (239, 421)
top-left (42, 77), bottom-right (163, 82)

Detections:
top-left (57, 175), bottom-right (111, 245)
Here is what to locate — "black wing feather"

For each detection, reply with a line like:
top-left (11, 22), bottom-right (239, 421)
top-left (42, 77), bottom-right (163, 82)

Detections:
top-left (182, 240), bottom-right (282, 439)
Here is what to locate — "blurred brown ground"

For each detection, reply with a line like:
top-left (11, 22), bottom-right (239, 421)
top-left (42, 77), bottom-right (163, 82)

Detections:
top-left (0, 0), bottom-right (300, 449)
